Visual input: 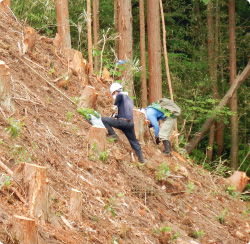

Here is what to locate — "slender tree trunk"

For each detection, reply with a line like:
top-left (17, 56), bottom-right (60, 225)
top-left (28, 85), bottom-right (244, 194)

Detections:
top-left (93, 0), bottom-right (100, 74)
top-left (195, 0), bottom-right (205, 47)
top-left (118, 0), bottom-right (133, 95)
top-left (114, 0), bottom-right (119, 56)
top-left (215, 0), bottom-right (225, 157)
top-left (207, 0), bottom-right (215, 162)
top-left (87, 0), bottom-right (93, 74)
top-left (159, 0), bottom-right (173, 102)
top-left (139, 0), bottom-right (147, 107)
top-left (229, 0), bottom-right (238, 169)
top-left (55, 0), bottom-right (71, 49)
top-left (186, 61), bottom-right (250, 154)
top-left (147, 0), bottom-right (162, 103)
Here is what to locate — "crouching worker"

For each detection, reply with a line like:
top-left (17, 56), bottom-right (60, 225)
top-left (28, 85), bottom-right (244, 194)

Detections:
top-left (101, 83), bottom-right (145, 163)
top-left (146, 98), bottom-right (181, 156)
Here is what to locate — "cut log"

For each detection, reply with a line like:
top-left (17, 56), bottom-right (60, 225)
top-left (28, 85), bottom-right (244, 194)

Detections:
top-left (0, 60), bottom-right (14, 112)
top-left (0, 0), bottom-right (10, 12)
top-left (64, 48), bottom-right (89, 85)
top-left (70, 188), bottom-right (83, 222)
top-left (133, 109), bottom-right (148, 145)
top-left (227, 171), bottom-right (249, 193)
top-left (78, 85), bottom-right (98, 109)
top-left (88, 126), bottom-right (106, 155)
top-left (13, 215), bottom-right (38, 244)
top-left (23, 27), bottom-right (36, 54)
top-left (14, 163), bottom-right (49, 222)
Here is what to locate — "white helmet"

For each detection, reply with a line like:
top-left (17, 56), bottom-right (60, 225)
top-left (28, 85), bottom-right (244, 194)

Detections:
top-left (110, 83), bottom-right (123, 95)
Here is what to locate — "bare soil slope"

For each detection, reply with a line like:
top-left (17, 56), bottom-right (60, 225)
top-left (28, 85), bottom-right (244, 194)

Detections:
top-left (0, 13), bottom-right (250, 244)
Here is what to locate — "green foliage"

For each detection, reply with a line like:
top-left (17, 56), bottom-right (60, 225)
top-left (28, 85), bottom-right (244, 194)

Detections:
top-left (99, 150), bottom-right (109, 163)
top-left (186, 181), bottom-right (195, 194)
top-left (77, 108), bottom-right (100, 120)
top-left (156, 162), bottom-right (170, 181)
top-left (104, 198), bottom-right (116, 217)
top-left (66, 112), bottom-right (74, 122)
top-left (6, 118), bottom-right (24, 139)
top-left (189, 230), bottom-right (205, 239)
top-left (0, 174), bottom-right (12, 189)
top-left (216, 208), bottom-right (228, 224)
top-left (226, 185), bottom-right (238, 198)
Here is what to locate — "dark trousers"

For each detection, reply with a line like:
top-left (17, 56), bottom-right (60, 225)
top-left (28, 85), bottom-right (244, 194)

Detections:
top-left (101, 117), bottom-right (144, 162)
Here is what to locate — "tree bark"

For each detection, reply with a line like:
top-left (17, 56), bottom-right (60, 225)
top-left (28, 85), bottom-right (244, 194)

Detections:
top-left (114, 0), bottom-right (119, 55)
top-left (13, 215), bottom-right (38, 244)
top-left (118, 0), bottom-right (133, 95)
top-left (55, 0), bottom-right (71, 49)
top-left (78, 85), bottom-right (98, 109)
top-left (14, 163), bottom-right (49, 222)
top-left (139, 0), bottom-right (147, 107)
top-left (207, 0), bottom-right (215, 161)
top-left (215, 0), bottom-right (225, 157)
top-left (70, 188), bottom-right (83, 222)
top-left (229, 0), bottom-right (238, 169)
top-left (0, 60), bottom-right (14, 112)
top-left (88, 126), bottom-right (107, 156)
top-left (87, 0), bottom-right (93, 74)
top-left (186, 61), bottom-right (250, 154)
top-left (93, 0), bottom-right (100, 74)
top-left (133, 109), bottom-right (148, 145)
top-left (147, 0), bottom-right (162, 103)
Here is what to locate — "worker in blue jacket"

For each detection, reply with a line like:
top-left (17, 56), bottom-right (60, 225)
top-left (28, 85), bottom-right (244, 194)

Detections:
top-left (101, 83), bottom-right (145, 163)
top-left (146, 98), bottom-right (181, 156)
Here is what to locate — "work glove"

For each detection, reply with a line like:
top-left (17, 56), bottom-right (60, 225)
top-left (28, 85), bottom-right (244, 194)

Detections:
top-left (155, 137), bottom-right (160, 145)
top-left (110, 113), bottom-right (117, 118)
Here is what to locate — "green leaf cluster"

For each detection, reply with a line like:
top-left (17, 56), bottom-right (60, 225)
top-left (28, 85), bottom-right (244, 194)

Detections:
top-left (77, 108), bottom-right (100, 120)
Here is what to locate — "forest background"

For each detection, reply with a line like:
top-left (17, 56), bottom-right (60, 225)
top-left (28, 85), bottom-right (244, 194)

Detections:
top-left (10, 0), bottom-right (250, 178)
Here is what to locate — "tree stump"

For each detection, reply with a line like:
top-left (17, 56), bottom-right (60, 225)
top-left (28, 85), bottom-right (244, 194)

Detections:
top-left (133, 109), bottom-right (148, 144)
top-left (14, 163), bottom-right (49, 222)
top-left (64, 48), bottom-right (89, 85)
top-left (13, 215), bottom-right (38, 244)
top-left (78, 85), bottom-right (98, 109)
top-left (70, 188), bottom-right (83, 222)
top-left (0, 60), bottom-right (14, 112)
top-left (0, 0), bottom-right (10, 12)
top-left (227, 171), bottom-right (249, 193)
top-left (88, 126), bottom-right (106, 156)
top-left (23, 27), bottom-right (36, 54)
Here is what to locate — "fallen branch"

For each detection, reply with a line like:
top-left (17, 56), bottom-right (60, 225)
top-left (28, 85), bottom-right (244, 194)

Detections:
top-left (0, 160), bottom-right (13, 175)
top-left (1, 185), bottom-right (26, 204)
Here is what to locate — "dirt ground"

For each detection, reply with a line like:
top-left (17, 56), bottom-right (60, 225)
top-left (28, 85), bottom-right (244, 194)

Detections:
top-left (0, 12), bottom-right (250, 244)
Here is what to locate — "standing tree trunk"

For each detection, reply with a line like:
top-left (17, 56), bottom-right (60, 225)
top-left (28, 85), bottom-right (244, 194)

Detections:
top-left (55, 0), bottom-right (71, 49)
top-left (229, 0), bottom-right (238, 169)
top-left (139, 0), bottom-right (147, 107)
top-left (215, 0), bottom-right (225, 157)
top-left (147, 0), bottom-right (162, 103)
top-left (93, 0), bottom-right (100, 74)
top-left (114, 0), bottom-right (119, 56)
top-left (207, 0), bottom-right (216, 162)
top-left (118, 0), bottom-right (133, 95)
top-left (185, 61), bottom-right (250, 154)
top-left (87, 0), bottom-right (93, 74)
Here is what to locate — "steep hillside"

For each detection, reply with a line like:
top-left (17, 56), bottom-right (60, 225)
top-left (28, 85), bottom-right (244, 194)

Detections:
top-left (0, 13), bottom-right (250, 244)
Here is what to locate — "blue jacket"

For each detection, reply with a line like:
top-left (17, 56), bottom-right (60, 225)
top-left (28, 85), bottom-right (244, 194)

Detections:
top-left (145, 107), bottom-right (165, 137)
top-left (114, 92), bottom-right (133, 120)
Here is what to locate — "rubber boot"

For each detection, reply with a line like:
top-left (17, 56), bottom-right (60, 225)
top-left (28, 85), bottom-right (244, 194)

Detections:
top-left (136, 150), bottom-right (146, 164)
top-left (163, 140), bottom-right (171, 156)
